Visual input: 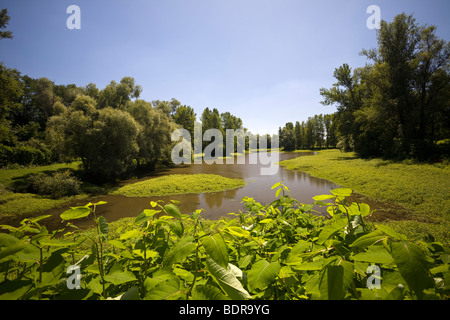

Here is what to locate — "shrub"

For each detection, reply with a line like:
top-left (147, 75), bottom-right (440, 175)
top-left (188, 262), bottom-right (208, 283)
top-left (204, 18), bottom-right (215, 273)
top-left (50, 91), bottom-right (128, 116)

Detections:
top-left (25, 170), bottom-right (81, 199)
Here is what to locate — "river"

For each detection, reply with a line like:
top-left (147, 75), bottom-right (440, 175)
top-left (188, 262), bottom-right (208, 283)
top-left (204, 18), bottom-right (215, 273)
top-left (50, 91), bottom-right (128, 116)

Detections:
top-left (40, 152), bottom-right (340, 229)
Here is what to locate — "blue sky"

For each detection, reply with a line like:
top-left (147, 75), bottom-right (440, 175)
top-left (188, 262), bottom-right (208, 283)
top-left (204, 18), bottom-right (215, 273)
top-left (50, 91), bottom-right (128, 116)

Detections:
top-left (1, 0), bottom-right (449, 134)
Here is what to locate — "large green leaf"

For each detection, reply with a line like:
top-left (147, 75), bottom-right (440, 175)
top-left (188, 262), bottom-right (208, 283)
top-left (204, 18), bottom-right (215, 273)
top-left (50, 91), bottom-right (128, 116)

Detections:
top-left (330, 188), bottom-right (352, 197)
top-left (145, 278), bottom-right (185, 300)
top-left (390, 241), bottom-right (434, 298)
top-left (0, 233), bottom-right (19, 248)
top-left (351, 229), bottom-right (386, 248)
top-left (191, 284), bottom-right (229, 300)
top-left (164, 203), bottom-right (182, 219)
top-left (201, 233), bottom-right (229, 269)
top-left (40, 251), bottom-right (66, 287)
top-left (60, 206), bottom-right (91, 221)
top-left (317, 219), bottom-right (348, 244)
top-left (0, 280), bottom-right (33, 300)
top-left (319, 260), bottom-right (354, 300)
top-left (163, 236), bottom-right (196, 268)
top-left (104, 270), bottom-right (137, 285)
top-left (351, 245), bottom-right (394, 264)
top-left (247, 259), bottom-right (281, 291)
top-left (206, 258), bottom-right (251, 300)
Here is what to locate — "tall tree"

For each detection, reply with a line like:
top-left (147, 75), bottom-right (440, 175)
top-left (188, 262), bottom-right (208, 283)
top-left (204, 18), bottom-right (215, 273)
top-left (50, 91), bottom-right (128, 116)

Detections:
top-left (0, 8), bottom-right (13, 39)
top-left (173, 105), bottom-right (197, 144)
top-left (98, 77), bottom-right (142, 110)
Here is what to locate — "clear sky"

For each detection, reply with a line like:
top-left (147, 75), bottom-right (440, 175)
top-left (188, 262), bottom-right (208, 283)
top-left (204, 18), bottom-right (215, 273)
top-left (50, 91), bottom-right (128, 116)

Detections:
top-left (1, 0), bottom-right (449, 134)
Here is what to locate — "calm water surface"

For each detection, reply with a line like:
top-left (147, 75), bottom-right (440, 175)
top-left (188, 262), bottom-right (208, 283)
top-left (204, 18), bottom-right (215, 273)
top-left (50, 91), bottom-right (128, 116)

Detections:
top-left (45, 152), bottom-right (340, 228)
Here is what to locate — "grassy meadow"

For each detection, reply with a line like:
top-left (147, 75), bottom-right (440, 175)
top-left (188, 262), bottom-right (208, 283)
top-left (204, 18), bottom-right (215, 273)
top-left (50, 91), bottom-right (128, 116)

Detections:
top-left (280, 149), bottom-right (450, 241)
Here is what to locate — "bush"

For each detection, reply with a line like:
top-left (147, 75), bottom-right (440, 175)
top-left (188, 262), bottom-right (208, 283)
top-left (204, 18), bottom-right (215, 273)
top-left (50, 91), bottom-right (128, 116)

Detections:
top-left (25, 170), bottom-right (81, 199)
top-left (0, 144), bottom-right (50, 167)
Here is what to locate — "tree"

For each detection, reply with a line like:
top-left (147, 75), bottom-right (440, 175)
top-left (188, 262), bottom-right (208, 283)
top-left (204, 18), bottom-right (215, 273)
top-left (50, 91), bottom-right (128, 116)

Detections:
top-left (35, 78), bottom-right (55, 120)
top-left (322, 13), bottom-right (450, 159)
top-left (0, 63), bottom-right (23, 146)
top-left (201, 107), bottom-right (224, 156)
top-left (0, 8), bottom-right (13, 39)
top-left (127, 99), bottom-right (177, 169)
top-left (294, 121), bottom-right (302, 150)
top-left (280, 122), bottom-right (295, 151)
top-left (320, 63), bottom-right (363, 152)
top-left (98, 77), bottom-right (142, 110)
top-left (173, 105), bottom-right (197, 145)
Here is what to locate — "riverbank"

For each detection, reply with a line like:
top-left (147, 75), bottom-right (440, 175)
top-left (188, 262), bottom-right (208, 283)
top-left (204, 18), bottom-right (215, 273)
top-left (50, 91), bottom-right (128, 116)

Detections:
top-left (279, 149), bottom-right (450, 242)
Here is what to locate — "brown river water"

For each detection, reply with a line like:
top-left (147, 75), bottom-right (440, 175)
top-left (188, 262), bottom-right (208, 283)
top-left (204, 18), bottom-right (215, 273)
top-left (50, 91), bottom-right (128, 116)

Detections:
top-left (16, 152), bottom-right (342, 230)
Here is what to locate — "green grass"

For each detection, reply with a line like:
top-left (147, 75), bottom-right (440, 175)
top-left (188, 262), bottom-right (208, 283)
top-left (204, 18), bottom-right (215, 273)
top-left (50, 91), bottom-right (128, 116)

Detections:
top-left (279, 149), bottom-right (450, 241)
top-left (111, 173), bottom-right (245, 197)
top-left (0, 161), bottom-right (82, 187)
top-left (0, 162), bottom-right (84, 219)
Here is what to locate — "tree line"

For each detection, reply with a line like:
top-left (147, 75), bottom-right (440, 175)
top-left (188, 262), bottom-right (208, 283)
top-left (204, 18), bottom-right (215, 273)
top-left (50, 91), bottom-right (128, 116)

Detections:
top-left (278, 114), bottom-right (338, 151)
top-left (320, 13), bottom-right (450, 160)
top-left (0, 65), bottom-right (261, 180)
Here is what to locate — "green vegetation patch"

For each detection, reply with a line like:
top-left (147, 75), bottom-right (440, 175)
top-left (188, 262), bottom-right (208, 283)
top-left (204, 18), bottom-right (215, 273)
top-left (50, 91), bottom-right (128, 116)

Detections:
top-left (280, 149), bottom-right (450, 220)
top-left (1, 184), bottom-right (448, 300)
top-left (280, 149), bottom-right (450, 241)
top-left (111, 174), bottom-right (246, 197)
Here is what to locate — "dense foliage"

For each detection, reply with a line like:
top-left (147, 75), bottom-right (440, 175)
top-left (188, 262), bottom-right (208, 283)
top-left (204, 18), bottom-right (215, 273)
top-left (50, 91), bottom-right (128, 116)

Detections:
top-left (278, 114), bottom-right (338, 151)
top-left (320, 14), bottom-right (450, 160)
top-left (0, 63), bottom-right (253, 179)
top-left (0, 183), bottom-right (448, 300)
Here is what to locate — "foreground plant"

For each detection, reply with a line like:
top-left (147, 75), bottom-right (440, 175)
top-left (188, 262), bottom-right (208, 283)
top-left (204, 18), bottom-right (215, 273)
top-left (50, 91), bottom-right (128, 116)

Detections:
top-left (0, 183), bottom-right (448, 300)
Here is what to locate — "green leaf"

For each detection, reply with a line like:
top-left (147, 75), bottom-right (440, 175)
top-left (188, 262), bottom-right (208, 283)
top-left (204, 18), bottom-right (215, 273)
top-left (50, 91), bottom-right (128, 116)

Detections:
top-left (351, 229), bottom-right (386, 248)
top-left (192, 284), bottom-right (229, 300)
top-left (164, 203), bottom-right (181, 219)
top-left (104, 270), bottom-right (137, 285)
top-left (247, 259), bottom-right (281, 291)
top-left (60, 206), bottom-right (91, 221)
top-left (145, 278), bottom-right (185, 300)
top-left (317, 219), bottom-right (348, 244)
top-left (271, 182), bottom-right (281, 190)
top-left (360, 203), bottom-right (371, 217)
top-left (390, 242), bottom-right (434, 298)
top-left (376, 225), bottom-right (407, 241)
top-left (275, 188), bottom-right (282, 197)
top-left (330, 188), bottom-right (352, 197)
top-left (108, 239), bottom-right (126, 249)
top-left (134, 209), bottom-right (159, 225)
top-left (224, 226), bottom-right (250, 238)
top-left (206, 257), bottom-right (251, 300)
top-left (13, 243), bottom-right (41, 263)
top-left (351, 246), bottom-right (394, 264)
top-left (40, 251), bottom-right (66, 287)
top-left (120, 229), bottom-right (141, 240)
top-left (0, 280), bottom-right (33, 300)
top-left (201, 233), bottom-right (229, 269)
top-left (97, 216), bottom-right (109, 235)
top-left (319, 260), bottom-right (354, 300)
top-left (0, 233), bottom-right (19, 248)
top-left (285, 240), bottom-right (310, 264)
top-left (163, 236), bottom-right (196, 268)
top-left (169, 220), bottom-right (184, 238)
top-left (313, 194), bottom-right (335, 201)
